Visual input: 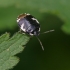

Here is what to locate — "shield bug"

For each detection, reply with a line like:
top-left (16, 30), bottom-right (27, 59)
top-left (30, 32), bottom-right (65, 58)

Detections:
top-left (17, 13), bottom-right (54, 50)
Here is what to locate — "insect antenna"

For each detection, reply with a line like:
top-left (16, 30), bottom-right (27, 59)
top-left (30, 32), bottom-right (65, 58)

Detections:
top-left (40, 29), bottom-right (54, 34)
top-left (36, 36), bottom-right (44, 51)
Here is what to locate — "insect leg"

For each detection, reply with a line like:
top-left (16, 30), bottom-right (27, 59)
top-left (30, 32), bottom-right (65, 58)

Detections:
top-left (36, 36), bottom-right (44, 51)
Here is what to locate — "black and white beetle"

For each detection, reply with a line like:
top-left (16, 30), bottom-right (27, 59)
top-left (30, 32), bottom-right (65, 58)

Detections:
top-left (17, 13), bottom-right (54, 50)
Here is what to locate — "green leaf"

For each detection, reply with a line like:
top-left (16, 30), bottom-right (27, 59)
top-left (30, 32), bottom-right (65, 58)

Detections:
top-left (0, 32), bottom-right (30, 70)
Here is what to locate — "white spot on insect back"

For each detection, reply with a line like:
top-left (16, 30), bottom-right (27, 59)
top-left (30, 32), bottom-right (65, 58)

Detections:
top-left (31, 18), bottom-right (39, 23)
top-left (26, 13), bottom-right (30, 15)
top-left (39, 28), bottom-right (40, 31)
top-left (21, 24), bottom-right (26, 32)
top-left (17, 19), bottom-right (20, 22)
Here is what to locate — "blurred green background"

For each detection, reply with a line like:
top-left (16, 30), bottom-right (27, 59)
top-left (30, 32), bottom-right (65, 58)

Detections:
top-left (0, 0), bottom-right (70, 70)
